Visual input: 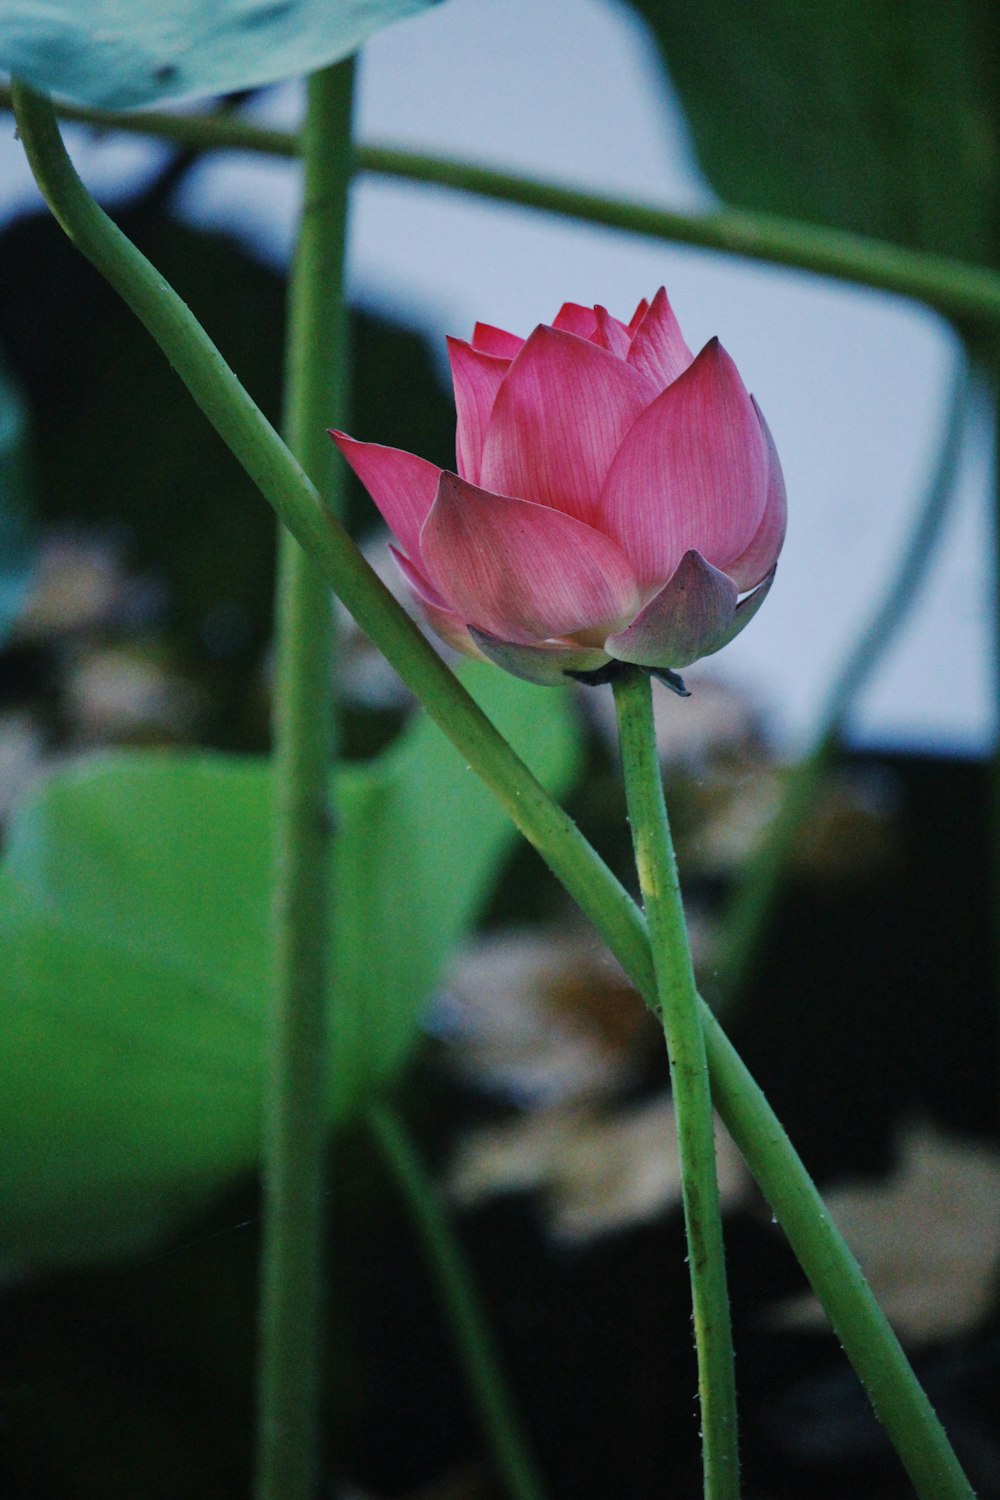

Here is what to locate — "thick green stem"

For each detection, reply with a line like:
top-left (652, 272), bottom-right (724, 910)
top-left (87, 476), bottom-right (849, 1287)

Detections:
top-left (613, 670), bottom-right (739, 1500)
top-left (368, 1105), bottom-right (548, 1500)
top-left (12, 84), bottom-right (974, 1500)
top-left (713, 358), bottom-right (971, 1006)
top-left (258, 60), bottom-right (354, 1500)
top-left (4, 86), bottom-right (1000, 327)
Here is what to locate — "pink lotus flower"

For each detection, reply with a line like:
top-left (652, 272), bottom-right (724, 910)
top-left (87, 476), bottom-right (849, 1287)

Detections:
top-left (331, 290), bottom-right (785, 693)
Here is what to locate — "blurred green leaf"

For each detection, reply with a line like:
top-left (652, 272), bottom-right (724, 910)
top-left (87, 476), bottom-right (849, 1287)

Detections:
top-left (0, 0), bottom-right (441, 109)
top-left (0, 359), bottom-right (35, 640)
top-left (0, 663), bottom-right (578, 1266)
top-left (631, 0), bottom-right (1000, 266)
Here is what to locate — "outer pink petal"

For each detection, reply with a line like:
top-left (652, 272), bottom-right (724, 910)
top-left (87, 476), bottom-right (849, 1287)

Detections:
top-left (479, 325), bottom-right (657, 526)
top-left (552, 302), bottom-right (599, 339)
top-left (420, 471), bottom-right (641, 644)
top-left (468, 628), bottom-right (610, 685)
top-left (599, 338), bottom-right (768, 591)
top-left (390, 545), bottom-right (486, 659)
top-left (472, 322), bottom-right (524, 358)
top-left (593, 305), bottom-right (632, 358)
top-left (721, 399), bottom-right (787, 590)
top-left (626, 286), bottom-right (693, 388)
top-left (606, 550), bottom-right (737, 669)
top-left (447, 337), bottom-right (511, 485)
top-left (330, 432), bottom-right (441, 561)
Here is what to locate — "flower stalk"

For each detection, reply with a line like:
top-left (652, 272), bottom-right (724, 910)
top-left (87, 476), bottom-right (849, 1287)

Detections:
top-left (5, 85), bottom-right (1000, 327)
top-left (10, 83), bottom-right (974, 1500)
top-left (258, 58), bottom-right (354, 1500)
top-left (613, 667), bottom-right (739, 1500)
top-left (369, 1104), bottom-right (549, 1500)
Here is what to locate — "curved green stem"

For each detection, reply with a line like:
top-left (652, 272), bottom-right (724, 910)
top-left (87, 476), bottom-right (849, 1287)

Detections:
top-left (613, 670), bottom-right (739, 1499)
top-left (5, 86), bottom-right (1000, 327)
top-left (713, 356), bottom-right (971, 1007)
top-left (368, 1104), bottom-right (549, 1500)
top-left (257, 61), bottom-right (355, 1500)
top-left (11, 84), bottom-right (973, 1500)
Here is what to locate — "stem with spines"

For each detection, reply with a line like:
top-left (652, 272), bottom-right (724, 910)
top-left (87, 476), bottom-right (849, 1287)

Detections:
top-left (614, 667), bottom-right (739, 1500)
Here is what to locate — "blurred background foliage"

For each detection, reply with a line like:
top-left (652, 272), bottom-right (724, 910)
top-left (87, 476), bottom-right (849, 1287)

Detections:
top-left (0, 357), bottom-right (34, 642)
top-left (634, 0), bottom-right (1000, 268)
top-left (0, 170), bottom-right (457, 749)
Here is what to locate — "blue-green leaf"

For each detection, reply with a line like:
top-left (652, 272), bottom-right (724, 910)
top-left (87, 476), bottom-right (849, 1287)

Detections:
top-left (1, 0), bottom-right (442, 109)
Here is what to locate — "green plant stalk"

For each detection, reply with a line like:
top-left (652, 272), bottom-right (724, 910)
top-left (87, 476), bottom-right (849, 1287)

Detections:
top-left (12, 84), bottom-right (974, 1500)
top-left (613, 670), bottom-right (739, 1500)
top-left (713, 358), bottom-right (971, 1007)
top-left (258, 61), bottom-right (354, 1500)
top-left (995, 407), bottom-right (1000, 1143)
top-left (368, 1105), bottom-right (548, 1500)
top-left (4, 86), bottom-right (1000, 328)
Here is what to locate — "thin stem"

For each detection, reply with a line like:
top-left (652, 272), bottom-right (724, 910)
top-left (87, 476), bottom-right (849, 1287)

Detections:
top-left (991, 359), bottom-right (1000, 1121)
top-left (0, 92), bottom-right (305, 156)
top-left (368, 1104), bottom-right (549, 1500)
top-left (5, 85), bottom-right (1000, 327)
top-left (257, 60), bottom-right (354, 1500)
top-left (713, 356), bottom-right (971, 1006)
top-left (613, 669), bottom-right (739, 1500)
top-left (12, 85), bottom-right (974, 1500)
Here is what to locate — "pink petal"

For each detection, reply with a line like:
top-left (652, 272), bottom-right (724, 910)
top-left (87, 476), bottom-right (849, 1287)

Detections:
top-left (599, 338), bottom-right (768, 591)
top-left (627, 298), bottom-right (650, 335)
top-left (468, 628), bottom-right (610, 685)
top-left (606, 550), bottom-right (737, 669)
top-left (472, 322), bottom-right (524, 359)
top-left (593, 305), bottom-right (632, 358)
top-left (390, 545), bottom-right (486, 660)
top-left (419, 471), bottom-right (642, 644)
top-left (479, 325), bottom-right (657, 526)
top-left (447, 337), bottom-right (511, 485)
top-left (552, 302), bottom-right (599, 339)
top-left (330, 431), bottom-right (441, 561)
top-left (721, 399), bottom-right (787, 590)
top-left (626, 286), bottom-right (694, 388)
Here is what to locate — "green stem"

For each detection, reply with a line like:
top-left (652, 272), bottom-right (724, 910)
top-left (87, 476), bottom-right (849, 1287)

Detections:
top-left (12, 84), bottom-right (974, 1500)
top-left (713, 356), bottom-right (971, 1007)
top-left (613, 670), bottom-right (739, 1500)
top-left (700, 1005), bottom-right (974, 1500)
top-left (368, 1104), bottom-right (548, 1500)
top-left (4, 86), bottom-right (1000, 327)
top-left (258, 60), bottom-right (355, 1500)
top-left (980, 347), bottom-right (1000, 1113)
top-left (0, 91), bottom-right (305, 156)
